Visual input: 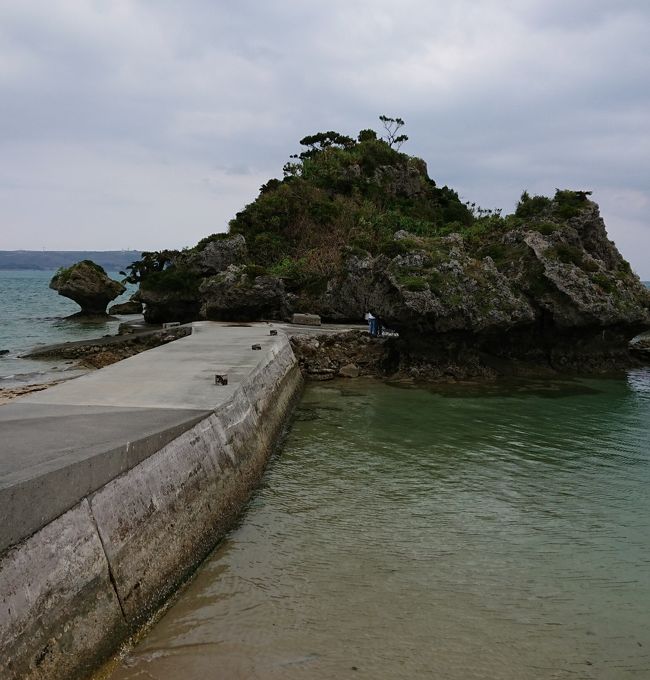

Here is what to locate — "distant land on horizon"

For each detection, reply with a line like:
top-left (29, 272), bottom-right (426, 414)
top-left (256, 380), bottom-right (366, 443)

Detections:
top-left (0, 250), bottom-right (142, 271)
top-left (1, 250), bottom-right (648, 287)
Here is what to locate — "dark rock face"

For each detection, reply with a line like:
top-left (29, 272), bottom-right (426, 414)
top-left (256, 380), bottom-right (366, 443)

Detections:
top-left (138, 287), bottom-right (201, 324)
top-left (49, 261), bottom-right (125, 316)
top-left (136, 235), bottom-right (247, 323)
top-left (200, 265), bottom-right (288, 321)
top-left (108, 300), bottom-right (143, 315)
top-left (290, 331), bottom-right (395, 380)
top-left (630, 333), bottom-right (650, 361)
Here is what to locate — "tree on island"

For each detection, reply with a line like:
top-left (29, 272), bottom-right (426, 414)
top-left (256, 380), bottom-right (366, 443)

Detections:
top-left (379, 115), bottom-right (408, 149)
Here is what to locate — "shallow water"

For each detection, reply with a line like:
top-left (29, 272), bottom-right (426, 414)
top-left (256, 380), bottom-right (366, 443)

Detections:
top-left (104, 372), bottom-right (650, 680)
top-left (0, 270), bottom-right (136, 386)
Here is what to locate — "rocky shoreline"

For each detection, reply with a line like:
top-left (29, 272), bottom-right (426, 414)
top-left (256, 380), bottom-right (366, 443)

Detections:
top-left (2, 322), bottom-right (647, 408)
top-left (23, 324), bottom-right (191, 369)
top-left (289, 328), bottom-right (649, 383)
top-left (0, 325), bottom-right (193, 406)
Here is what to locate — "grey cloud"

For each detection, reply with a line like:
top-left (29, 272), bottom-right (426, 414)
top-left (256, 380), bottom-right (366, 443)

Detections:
top-left (0, 0), bottom-right (648, 275)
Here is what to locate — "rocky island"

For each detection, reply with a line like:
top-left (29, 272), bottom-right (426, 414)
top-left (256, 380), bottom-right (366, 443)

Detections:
top-left (49, 260), bottom-right (125, 316)
top-left (120, 119), bottom-right (649, 378)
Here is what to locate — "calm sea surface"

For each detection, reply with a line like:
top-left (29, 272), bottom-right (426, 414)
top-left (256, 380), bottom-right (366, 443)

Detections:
top-left (103, 374), bottom-right (650, 680)
top-left (0, 270), bottom-right (136, 386)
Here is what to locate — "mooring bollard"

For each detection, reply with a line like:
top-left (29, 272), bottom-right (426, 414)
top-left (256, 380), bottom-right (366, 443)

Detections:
top-left (270, 329), bottom-right (278, 336)
top-left (214, 374), bottom-right (228, 385)
top-left (251, 344), bottom-right (261, 350)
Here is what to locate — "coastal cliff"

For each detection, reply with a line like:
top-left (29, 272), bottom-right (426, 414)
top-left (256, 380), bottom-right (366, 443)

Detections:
top-left (125, 120), bottom-right (650, 377)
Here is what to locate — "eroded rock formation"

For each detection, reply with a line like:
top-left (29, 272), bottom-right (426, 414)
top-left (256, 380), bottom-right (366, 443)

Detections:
top-left (49, 260), bottom-right (125, 316)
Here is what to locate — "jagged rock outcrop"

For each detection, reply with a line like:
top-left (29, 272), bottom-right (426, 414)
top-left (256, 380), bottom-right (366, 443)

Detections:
top-left (317, 236), bottom-right (535, 333)
top-left (289, 331), bottom-right (394, 380)
top-left (108, 300), bottom-right (143, 315)
top-left (136, 235), bottom-right (247, 323)
top-left (200, 265), bottom-right (287, 320)
top-left (630, 333), bottom-right (650, 361)
top-left (49, 260), bottom-right (125, 316)
top-left (183, 234), bottom-right (247, 276)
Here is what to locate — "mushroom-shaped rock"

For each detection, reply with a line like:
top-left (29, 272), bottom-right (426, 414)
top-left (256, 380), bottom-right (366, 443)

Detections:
top-left (49, 260), bottom-right (126, 315)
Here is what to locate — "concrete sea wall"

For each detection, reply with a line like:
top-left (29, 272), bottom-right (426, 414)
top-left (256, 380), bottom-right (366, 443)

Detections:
top-left (0, 327), bottom-right (302, 680)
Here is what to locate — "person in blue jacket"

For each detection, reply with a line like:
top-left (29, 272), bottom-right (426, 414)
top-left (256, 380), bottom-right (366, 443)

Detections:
top-left (365, 311), bottom-right (378, 337)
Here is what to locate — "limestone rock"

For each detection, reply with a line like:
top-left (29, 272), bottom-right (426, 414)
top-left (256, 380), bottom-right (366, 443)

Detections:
top-left (290, 331), bottom-right (391, 379)
top-left (291, 313), bottom-right (321, 326)
top-left (185, 234), bottom-right (248, 276)
top-left (200, 265), bottom-right (288, 321)
top-left (49, 261), bottom-right (125, 316)
top-left (108, 300), bottom-right (143, 315)
top-left (339, 363), bottom-right (360, 378)
top-left (630, 333), bottom-right (650, 360)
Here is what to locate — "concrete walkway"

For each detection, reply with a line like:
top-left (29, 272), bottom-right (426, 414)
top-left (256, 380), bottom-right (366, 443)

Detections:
top-left (0, 321), bottom-right (298, 553)
top-left (0, 320), bottom-right (366, 554)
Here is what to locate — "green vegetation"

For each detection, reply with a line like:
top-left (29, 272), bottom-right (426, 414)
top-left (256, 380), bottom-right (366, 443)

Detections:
top-left (398, 275), bottom-right (428, 292)
top-left (536, 222), bottom-right (562, 236)
top-left (243, 264), bottom-right (268, 279)
top-left (193, 232), bottom-right (231, 251)
top-left (120, 250), bottom-right (176, 284)
top-left (427, 270), bottom-right (444, 293)
top-left (54, 260), bottom-right (106, 284)
top-left (515, 191), bottom-right (552, 220)
top-left (139, 267), bottom-right (201, 295)
top-left (592, 272), bottom-right (616, 293)
top-left (124, 117), bottom-right (609, 308)
top-left (378, 239), bottom-right (412, 258)
top-left (227, 116), bottom-right (478, 286)
top-left (549, 243), bottom-right (584, 266)
top-left (553, 189), bottom-right (591, 220)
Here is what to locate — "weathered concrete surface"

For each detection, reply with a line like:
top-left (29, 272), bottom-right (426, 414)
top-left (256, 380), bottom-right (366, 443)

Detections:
top-left (90, 340), bottom-right (301, 622)
top-left (0, 405), bottom-right (209, 552)
top-left (0, 501), bottom-right (126, 680)
top-left (0, 322), bottom-right (303, 680)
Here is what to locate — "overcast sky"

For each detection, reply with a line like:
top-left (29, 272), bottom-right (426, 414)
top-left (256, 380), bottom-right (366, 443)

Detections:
top-left (1, 1), bottom-right (649, 276)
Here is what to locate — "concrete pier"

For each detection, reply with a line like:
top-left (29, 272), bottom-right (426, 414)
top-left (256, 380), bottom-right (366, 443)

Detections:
top-left (0, 322), bottom-right (303, 680)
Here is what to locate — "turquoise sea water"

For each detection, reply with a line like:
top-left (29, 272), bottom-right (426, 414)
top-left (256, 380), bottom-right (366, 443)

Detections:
top-left (0, 270), bottom-right (136, 387)
top-left (104, 375), bottom-right (650, 680)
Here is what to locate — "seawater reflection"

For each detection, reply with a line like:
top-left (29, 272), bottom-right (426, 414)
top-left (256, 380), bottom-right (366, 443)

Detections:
top-left (103, 370), bottom-right (650, 680)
